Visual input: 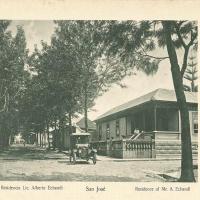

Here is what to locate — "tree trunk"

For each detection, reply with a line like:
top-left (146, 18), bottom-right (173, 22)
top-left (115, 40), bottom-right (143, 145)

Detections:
top-left (191, 78), bottom-right (195, 92)
top-left (47, 122), bottom-right (50, 149)
top-left (39, 132), bottom-right (42, 147)
top-left (58, 117), bottom-right (63, 151)
top-left (162, 21), bottom-right (195, 182)
top-left (53, 119), bottom-right (57, 150)
top-left (41, 133), bottom-right (44, 147)
top-left (84, 85), bottom-right (88, 132)
top-left (36, 133), bottom-right (38, 145)
top-left (69, 112), bottom-right (72, 135)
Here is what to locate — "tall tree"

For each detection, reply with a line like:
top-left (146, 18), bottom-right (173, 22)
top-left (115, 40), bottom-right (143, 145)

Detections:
top-left (93, 20), bottom-right (197, 182)
top-left (162, 21), bottom-right (197, 182)
top-left (0, 21), bottom-right (28, 148)
top-left (183, 55), bottom-right (198, 92)
top-left (23, 33), bottom-right (88, 148)
top-left (53, 21), bottom-right (102, 132)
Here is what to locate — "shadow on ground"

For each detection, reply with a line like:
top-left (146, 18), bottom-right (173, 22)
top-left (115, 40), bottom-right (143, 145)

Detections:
top-left (0, 172), bottom-right (137, 182)
top-left (0, 145), bottom-right (66, 160)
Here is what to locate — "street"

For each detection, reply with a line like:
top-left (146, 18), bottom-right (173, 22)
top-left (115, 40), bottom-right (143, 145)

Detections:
top-left (0, 145), bottom-right (197, 182)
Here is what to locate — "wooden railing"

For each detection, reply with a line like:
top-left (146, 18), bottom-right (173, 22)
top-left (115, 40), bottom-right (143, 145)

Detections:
top-left (123, 140), bottom-right (155, 158)
top-left (90, 131), bottom-right (198, 159)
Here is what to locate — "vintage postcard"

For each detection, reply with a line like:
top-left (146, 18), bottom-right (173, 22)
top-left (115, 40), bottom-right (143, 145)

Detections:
top-left (0, 0), bottom-right (199, 200)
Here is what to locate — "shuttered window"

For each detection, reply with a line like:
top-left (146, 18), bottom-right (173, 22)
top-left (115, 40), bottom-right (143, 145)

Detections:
top-left (116, 120), bottom-right (120, 136)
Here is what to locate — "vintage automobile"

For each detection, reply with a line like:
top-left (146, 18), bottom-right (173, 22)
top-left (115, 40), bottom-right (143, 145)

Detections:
top-left (69, 132), bottom-right (97, 164)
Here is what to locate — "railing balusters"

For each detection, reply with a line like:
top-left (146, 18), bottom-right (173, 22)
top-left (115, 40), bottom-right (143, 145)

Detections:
top-left (90, 137), bottom-right (154, 158)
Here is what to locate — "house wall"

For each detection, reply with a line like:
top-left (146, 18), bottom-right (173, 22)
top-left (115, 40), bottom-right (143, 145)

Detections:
top-left (109, 120), bottom-right (115, 139)
top-left (89, 130), bottom-right (98, 141)
top-left (101, 122), bottom-right (107, 140)
top-left (96, 103), bottom-right (198, 141)
top-left (98, 117), bottom-right (127, 140)
top-left (120, 117), bottom-right (126, 137)
top-left (126, 117), bottom-right (132, 136)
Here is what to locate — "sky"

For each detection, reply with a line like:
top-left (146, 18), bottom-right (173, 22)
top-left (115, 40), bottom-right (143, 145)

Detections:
top-left (8, 20), bottom-right (176, 121)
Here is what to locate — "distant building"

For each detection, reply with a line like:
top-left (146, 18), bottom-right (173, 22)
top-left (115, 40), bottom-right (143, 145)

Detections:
top-left (76, 117), bottom-right (97, 141)
top-left (76, 117), bottom-right (96, 131)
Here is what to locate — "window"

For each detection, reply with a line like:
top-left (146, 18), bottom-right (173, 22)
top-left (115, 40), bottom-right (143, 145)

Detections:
top-left (116, 120), bottom-right (120, 136)
top-left (98, 124), bottom-right (102, 140)
top-left (192, 112), bottom-right (198, 134)
top-left (194, 123), bottom-right (198, 134)
top-left (106, 123), bottom-right (110, 139)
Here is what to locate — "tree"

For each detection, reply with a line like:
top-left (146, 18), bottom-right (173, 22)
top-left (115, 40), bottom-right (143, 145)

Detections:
top-left (23, 30), bottom-right (90, 149)
top-left (93, 20), bottom-right (197, 182)
top-left (0, 21), bottom-right (28, 148)
top-left (53, 21), bottom-right (103, 132)
top-left (162, 21), bottom-right (197, 182)
top-left (23, 21), bottom-right (127, 146)
top-left (183, 54), bottom-right (198, 92)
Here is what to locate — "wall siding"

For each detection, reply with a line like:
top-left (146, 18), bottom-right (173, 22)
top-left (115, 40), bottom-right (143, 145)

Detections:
top-left (109, 120), bottom-right (116, 139)
top-left (101, 122), bottom-right (107, 140)
top-left (126, 116), bottom-right (132, 136)
top-left (98, 117), bottom-right (127, 140)
top-left (120, 117), bottom-right (126, 138)
top-left (96, 105), bottom-right (198, 141)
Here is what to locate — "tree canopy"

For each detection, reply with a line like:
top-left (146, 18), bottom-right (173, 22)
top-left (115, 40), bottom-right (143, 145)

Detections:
top-left (0, 20), bottom-right (28, 147)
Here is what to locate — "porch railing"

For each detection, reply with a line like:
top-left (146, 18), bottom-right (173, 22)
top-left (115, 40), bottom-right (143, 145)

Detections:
top-left (123, 140), bottom-right (155, 158)
top-left (90, 130), bottom-right (198, 159)
top-left (90, 138), bottom-right (155, 159)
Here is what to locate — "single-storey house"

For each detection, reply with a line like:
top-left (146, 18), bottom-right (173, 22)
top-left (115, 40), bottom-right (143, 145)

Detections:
top-left (92, 88), bottom-right (198, 159)
top-left (76, 117), bottom-right (98, 141)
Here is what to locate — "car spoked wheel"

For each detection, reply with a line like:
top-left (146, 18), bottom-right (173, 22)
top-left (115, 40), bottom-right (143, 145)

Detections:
top-left (72, 152), bottom-right (76, 164)
top-left (69, 155), bottom-right (72, 163)
top-left (92, 153), bottom-right (97, 165)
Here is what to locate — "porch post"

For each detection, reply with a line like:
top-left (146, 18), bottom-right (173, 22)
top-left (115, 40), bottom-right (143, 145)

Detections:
top-left (125, 116), bottom-right (127, 136)
top-left (154, 104), bottom-right (157, 131)
top-left (143, 111), bottom-right (145, 131)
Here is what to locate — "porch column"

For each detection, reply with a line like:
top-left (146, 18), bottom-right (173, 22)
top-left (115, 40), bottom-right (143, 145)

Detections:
top-left (142, 111), bottom-right (145, 131)
top-left (154, 105), bottom-right (157, 131)
top-left (125, 116), bottom-right (127, 136)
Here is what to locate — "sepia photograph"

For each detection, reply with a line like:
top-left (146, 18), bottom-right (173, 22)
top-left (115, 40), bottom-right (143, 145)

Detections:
top-left (0, 20), bottom-right (198, 183)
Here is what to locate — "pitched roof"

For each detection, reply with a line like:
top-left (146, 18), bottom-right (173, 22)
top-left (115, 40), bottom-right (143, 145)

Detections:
top-left (76, 117), bottom-right (96, 130)
top-left (95, 88), bottom-right (198, 121)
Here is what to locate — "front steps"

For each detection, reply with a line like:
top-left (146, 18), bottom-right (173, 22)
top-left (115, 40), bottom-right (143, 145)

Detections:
top-left (155, 140), bottom-right (198, 159)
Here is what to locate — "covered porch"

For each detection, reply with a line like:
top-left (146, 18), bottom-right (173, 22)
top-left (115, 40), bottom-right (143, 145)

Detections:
top-left (125, 102), bottom-right (181, 141)
top-left (92, 102), bottom-right (198, 159)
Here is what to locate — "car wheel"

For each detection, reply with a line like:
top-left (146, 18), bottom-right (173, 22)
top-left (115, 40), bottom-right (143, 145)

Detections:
top-left (72, 152), bottom-right (76, 164)
top-left (92, 153), bottom-right (96, 165)
top-left (69, 155), bottom-right (72, 163)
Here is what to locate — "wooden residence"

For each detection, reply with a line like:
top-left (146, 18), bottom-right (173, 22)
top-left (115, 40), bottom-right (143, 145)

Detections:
top-left (92, 88), bottom-right (198, 159)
